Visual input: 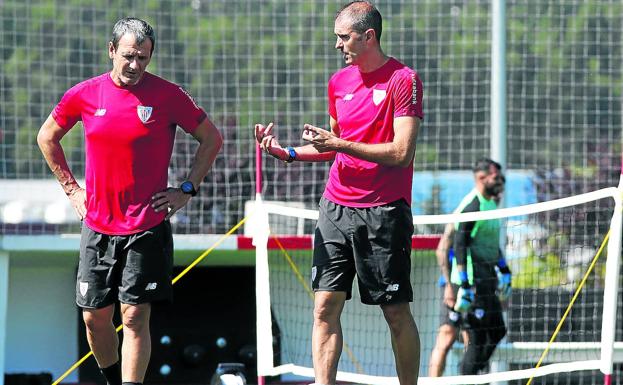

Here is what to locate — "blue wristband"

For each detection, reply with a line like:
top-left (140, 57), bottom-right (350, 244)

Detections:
top-left (459, 270), bottom-right (469, 283)
top-left (285, 146), bottom-right (296, 163)
top-left (498, 258), bottom-right (508, 269)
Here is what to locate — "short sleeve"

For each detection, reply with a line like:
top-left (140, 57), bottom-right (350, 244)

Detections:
top-left (391, 70), bottom-right (423, 119)
top-left (52, 85), bottom-right (83, 129)
top-left (170, 85), bottom-right (208, 133)
top-left (327, 75), bottom-right (337, 120)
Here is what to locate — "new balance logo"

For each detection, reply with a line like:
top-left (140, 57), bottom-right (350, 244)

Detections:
top-left (94, 109), bottom-right (106, 116)
top-left (344, 94), bottom-right (354, 101)
top-left (145, 282), bottom-right (158, 291)
top-left (386, 283), bottom-right (400, 292)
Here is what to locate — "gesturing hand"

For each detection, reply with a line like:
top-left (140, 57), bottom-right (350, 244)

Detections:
top-left (302, 124), bottom-right (341, 152)
top-left (254, 122), bottom-right (288, 161)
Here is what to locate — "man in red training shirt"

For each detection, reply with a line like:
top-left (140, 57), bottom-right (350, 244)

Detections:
top-left (37, 17), bottom-right (222, 385)
top-left (255, 2), bottom-right (423, 384)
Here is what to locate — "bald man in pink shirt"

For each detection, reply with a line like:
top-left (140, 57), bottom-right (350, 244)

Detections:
top-left (255, 2), bottom-right (423, 384)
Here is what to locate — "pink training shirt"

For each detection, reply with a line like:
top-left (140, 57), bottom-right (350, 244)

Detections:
top-left (53, 72), bottom-right (207, 235)
top-left (324, 57), bottom-right (424, 207)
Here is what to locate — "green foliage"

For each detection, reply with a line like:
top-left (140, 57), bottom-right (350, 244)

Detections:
top-left (513, 234), bottom-right (567, 289)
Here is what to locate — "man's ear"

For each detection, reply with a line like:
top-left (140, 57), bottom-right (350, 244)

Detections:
top-left (108, 42), bottom-right (115, 59)
top-left (365, 28), bottom-right (375, 42)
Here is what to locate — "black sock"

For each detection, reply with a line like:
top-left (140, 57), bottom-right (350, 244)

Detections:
top-left (99, 362), bottom-right (122, 385)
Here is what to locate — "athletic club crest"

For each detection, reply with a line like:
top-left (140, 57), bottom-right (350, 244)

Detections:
top-left (79, 281), bottom-right (88, 297)
top-left (137, 105), bottom-right (153, 123)
top-left (372, 89), bottom-right (386, 106)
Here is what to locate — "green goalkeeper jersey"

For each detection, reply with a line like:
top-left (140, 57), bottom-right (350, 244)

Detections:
top-left (451, 189), bottom-right (501, 292)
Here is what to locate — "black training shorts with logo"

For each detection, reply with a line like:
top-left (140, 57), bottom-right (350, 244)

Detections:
top-left (76, 220), bottom-right (174, 308)
top-left (312, 197), bottom-right (414, 305)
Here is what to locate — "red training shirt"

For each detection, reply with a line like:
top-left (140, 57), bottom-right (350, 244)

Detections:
top-left (53, 72), bottom-right (207, 235)
top-left (324, 58), bottom-right (424, 207)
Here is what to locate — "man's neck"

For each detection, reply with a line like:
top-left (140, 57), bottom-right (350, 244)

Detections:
top-left (357, 50), bottom-right (389, 73)
top-left (477, 185), bottom-right (493, 200)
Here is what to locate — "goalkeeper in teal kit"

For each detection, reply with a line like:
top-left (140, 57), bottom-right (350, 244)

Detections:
top-left (452, 158), bottom-right (511, 375)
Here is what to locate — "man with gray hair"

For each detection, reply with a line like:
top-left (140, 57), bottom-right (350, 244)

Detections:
top-left (38, 17), bottom-right (222, 385)
top-left (255, 2), bottom-right (423, 384)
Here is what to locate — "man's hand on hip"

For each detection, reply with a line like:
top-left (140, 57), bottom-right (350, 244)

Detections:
top-left (68, 187), bottom-right (87, 220)
top-left (152, 187), bottom-right (192, 220)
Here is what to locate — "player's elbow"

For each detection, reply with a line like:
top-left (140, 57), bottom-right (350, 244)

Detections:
top-left (36, 126), bottom-right (54, 150)
top-left (213, 129), bottom-right (224, 152)
top-left (395, 150), bottom-right (414, 168)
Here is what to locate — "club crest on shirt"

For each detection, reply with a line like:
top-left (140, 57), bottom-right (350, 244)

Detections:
top-left (137, 105), bottom-right (153, 123)
top-left (372, 89), bottom-right (386, 106)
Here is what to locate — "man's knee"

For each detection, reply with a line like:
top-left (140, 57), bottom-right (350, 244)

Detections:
top-left (82, 306), bottom-right (114, 332)
top-left (491, 325), bottom-right (507, 345)
top-left (435, 324), bottom-right (458, 351)
top-left (121, 304), bottom-right (151, 332)
top-left (380, 302), bottom-right (414, 332)
top-left (461, 344), bottom-right (488, 375)
top-left (313, 291), bottom-right (346, 323)
top-left (461, 359), bottom-right (480, 375)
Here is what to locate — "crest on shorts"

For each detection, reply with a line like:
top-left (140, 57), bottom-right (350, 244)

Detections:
top-left (372, 89), bottom-right (386, 106)
top-left (449, 311), bottom-right (460, 322)
top-left (137, 105), bottom-right (153, 123)
top-left (79, 282), bottom-right (89, 297)
top-left (311, 266), bottom-right (317, 282)
top-left (474, 308), bottom-right (485, 319)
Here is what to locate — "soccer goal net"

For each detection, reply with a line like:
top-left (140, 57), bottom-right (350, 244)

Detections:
top-left (252, 186), bottom-right (622, 385)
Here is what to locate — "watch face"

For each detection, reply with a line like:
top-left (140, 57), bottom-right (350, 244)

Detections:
top-left (181, 181), bottom-right (194, 193)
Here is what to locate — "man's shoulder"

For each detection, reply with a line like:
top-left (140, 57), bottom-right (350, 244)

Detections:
top-left (456, 189), bottom-right (481, 214)
top-left (142, 72), bottom-right (179, 89)
top-left (387, 59), bottom-right (419, 82)
top-left (330, 65), bottom-right (358, 83)
top-left (68, 73), bottom-right (109, 93)
top-left (142, 72), bottom-right (196, 102)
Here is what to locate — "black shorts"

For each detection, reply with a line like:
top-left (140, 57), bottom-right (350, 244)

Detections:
top-left (439, 284), bottom-right (464, 328)
top-left (463, 291), bottom-right (505, 332)
top-left (76, 221), bottom-right (174, 309)
top-left (312, 197), bottom-right (414, 305)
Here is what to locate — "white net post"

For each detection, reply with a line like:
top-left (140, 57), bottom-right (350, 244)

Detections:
top-left (253, 196), bottom-right (275, 376)
top-left (254, 143), bottom-right (275, 377)
top-left (0, 252), bottom-right (8, 385)
top-left (599, 175), bottom-right (623, 381)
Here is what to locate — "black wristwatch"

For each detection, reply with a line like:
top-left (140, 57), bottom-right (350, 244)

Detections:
top-left (180, 181), bottom-right (198, 197)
